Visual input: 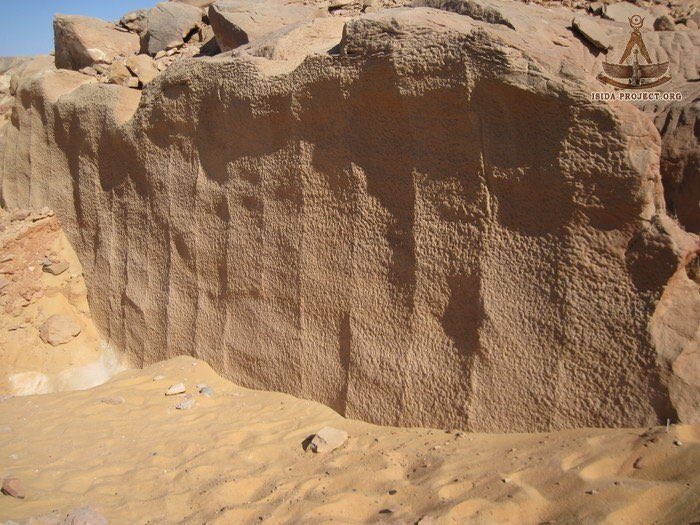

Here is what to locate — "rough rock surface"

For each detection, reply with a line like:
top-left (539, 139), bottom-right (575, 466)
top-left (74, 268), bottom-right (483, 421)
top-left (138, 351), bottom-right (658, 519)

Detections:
top-left (53, 15), bottom-right (141, 70)
top-left (208, 0), bottom-right (323, 51)
top-left (1, 3), bottom-right (699, 432)
top-left (0, 57), bottom-right (34, 75)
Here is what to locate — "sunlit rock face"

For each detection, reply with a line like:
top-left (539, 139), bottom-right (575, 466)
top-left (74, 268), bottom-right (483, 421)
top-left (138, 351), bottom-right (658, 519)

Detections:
top-left (1, 4), bottom-right (698, 432)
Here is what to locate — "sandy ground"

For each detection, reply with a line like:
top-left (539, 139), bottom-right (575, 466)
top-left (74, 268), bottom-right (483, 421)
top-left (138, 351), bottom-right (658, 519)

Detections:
top-left (1, 355), bottom-right (699, 524)
top-left (0, 209), bottom-right (129, 397)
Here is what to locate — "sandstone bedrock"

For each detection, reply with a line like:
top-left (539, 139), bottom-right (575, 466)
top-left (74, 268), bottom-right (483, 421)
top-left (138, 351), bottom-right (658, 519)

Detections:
top-left (1, 4), bottom-right (698, 432)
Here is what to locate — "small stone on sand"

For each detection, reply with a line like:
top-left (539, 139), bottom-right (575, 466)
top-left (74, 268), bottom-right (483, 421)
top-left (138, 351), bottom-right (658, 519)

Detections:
top-left (42, 260), bottom-right (70, 275)
top-left (176, 395), bottom-right (195, 410)
top-left (2, 477), bottom-right (25, 499)
top-left (307, 427), bottom-right (348, 453)
top-left (165, 383), bottom-right (186, 396)
top-left (101, 397), bottom-right (125, 405)
top-left (199, 386), bottom-right (214, 397)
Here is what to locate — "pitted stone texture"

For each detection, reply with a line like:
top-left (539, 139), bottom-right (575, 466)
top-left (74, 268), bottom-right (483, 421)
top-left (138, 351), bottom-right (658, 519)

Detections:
top-left (1, 7), bottom-right (698, 432)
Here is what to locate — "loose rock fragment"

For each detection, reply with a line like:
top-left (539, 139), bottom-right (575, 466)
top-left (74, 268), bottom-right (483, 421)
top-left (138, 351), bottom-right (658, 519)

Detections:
top-left (39, 315), bottom-right (81, 346)
top-left (107, 58), bottom-right (132, 86)
top-left (165, 383), bottom-right (186, 395)
top-left (42, 260), bottom-right (70, 276)
top-left (571, 16), bottom-right (614, 50)
top-left (306, 427), bottom-right (348, 453)
top-left (199, 386), bottom-right (214, 397)
top-left (176, 394), bottom-right (196, 410)
top-left (101, 396), bottom-right (125, 405)
top-left (1, 477), bottom-right (25, 499)
top-left (125, 55), bottom-right (159, 85)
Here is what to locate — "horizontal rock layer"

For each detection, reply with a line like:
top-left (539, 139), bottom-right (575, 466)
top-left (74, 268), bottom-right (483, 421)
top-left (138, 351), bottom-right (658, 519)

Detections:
top-left (1, 5), bottom-right (698, 432)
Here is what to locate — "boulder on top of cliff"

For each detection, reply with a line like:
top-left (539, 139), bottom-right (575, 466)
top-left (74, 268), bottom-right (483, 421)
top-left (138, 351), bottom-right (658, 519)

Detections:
top-left (54, 15), bottom-right (140, 70)
top-left (236, 17), bottom-right (345, 71)
top-left (141, 2), bottom-right (204, 55)
top-left (170, 0), bottom-right (215, 7)
top-left (208, 0), bottom-right (323, 52)
top-left (119, 10), bottom-right (148, 34)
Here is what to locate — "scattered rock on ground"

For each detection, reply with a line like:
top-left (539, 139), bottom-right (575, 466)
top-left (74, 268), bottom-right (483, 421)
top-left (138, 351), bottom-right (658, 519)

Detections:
top-left (307, 427), bottom-right (348, 453)
top-left (39, 314), bottom-right (81, 346)
top-left (199, 386), bottom-right (214, 397)
top-left (43, 260), bottom-right (70, 276)
top-left (1, 477), bottom-right (25, 499)
top-left (175, 394), bottom-right (196, 410)
top-left (165, 383), bottom-right (186, 395)
top-left (101, 396), bottom-right (125, 405)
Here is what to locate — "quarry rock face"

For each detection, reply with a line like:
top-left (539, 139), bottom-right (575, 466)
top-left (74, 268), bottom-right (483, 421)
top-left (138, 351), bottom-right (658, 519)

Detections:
top-left (53, 15), bottom-right (141, 70)
top-left (1, 1), bottom-right (699, 432)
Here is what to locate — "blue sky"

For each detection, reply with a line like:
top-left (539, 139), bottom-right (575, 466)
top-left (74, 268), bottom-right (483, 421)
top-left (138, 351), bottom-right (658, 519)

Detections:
top-left (1, 1), bottom-right (159, 56)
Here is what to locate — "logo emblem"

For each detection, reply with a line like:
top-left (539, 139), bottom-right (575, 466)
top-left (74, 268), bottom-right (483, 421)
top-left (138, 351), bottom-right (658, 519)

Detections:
top-left (598, 15), bottom-right (671, 89)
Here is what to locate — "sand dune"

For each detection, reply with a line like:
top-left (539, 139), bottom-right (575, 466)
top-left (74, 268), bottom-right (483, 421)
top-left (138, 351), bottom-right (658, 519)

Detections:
top-left (1, 356), bottom-right (698, 524)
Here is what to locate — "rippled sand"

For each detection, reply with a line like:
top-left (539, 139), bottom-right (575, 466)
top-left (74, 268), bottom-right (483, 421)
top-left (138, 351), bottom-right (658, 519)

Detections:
top-left (1, 356), bottom-right (698, 524)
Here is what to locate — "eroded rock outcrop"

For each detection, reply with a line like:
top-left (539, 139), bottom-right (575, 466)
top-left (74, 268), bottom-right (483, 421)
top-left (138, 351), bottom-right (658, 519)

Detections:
top-left (1, 1), bottom-right (699, 432)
